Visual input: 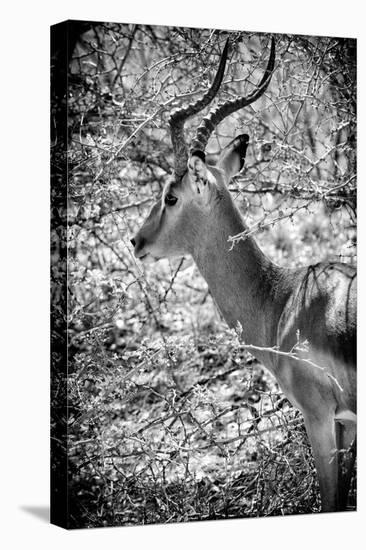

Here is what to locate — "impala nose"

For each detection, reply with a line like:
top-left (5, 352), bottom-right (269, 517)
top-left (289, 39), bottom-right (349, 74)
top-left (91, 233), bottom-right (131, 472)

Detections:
top-left (130, 238), bottom-right (136, 247)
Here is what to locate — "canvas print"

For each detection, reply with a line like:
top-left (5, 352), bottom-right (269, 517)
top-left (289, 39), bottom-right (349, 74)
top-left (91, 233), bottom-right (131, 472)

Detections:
top-left (50, 20), bottom-right (356, 529)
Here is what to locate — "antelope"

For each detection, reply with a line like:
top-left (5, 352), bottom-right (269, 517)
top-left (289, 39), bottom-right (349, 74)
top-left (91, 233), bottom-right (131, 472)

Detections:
top-left (131, 37), bottom-right (356, 513)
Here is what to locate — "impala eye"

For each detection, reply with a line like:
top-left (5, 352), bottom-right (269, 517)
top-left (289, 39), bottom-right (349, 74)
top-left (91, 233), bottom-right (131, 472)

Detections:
top-left (165, 193), bottom-right (178, 206)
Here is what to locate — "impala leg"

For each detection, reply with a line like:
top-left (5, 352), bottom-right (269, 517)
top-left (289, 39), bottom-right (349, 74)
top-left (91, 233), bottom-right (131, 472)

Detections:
top-left (303, 414), bottom-right (338, 512)
top-left (335, 420), bottom-right (356, 510)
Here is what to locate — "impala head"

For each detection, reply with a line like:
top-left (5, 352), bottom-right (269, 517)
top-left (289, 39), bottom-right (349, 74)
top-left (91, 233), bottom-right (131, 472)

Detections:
top-left (131, 37), bottom-right (275, 261)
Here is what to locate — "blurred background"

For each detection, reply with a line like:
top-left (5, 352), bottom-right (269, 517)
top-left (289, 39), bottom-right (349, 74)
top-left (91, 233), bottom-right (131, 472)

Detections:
top-left (51, 22), bottom-right (356, 527)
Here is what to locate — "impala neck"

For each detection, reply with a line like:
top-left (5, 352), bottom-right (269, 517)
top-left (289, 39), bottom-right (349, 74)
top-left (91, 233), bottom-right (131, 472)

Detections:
top-left (192, 191), bottom-right (291, 366)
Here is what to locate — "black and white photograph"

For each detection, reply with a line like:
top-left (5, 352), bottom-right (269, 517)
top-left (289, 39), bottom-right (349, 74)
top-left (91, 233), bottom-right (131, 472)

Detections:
top-left (3, 0), bottom-right (366, 546)
top-left (50, 19), bottom-right (357, 529)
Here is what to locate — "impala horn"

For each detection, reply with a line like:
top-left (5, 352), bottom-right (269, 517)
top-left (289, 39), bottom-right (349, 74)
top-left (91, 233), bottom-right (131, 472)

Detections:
top-left (169, 39), bottom-right (230, 179)
top-left (190, 36), bottom-right (275, 157)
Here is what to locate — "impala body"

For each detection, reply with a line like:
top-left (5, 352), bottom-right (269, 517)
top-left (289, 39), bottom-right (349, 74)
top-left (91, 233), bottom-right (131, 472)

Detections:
top-left (131, 37), bottom-right (356, 512)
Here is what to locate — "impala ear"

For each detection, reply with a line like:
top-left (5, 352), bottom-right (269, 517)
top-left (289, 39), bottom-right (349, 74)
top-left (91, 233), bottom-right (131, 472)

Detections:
top-left (187, 154), bottom-right (216, 199)
top-left (217, 133), bottom-right (250, 181)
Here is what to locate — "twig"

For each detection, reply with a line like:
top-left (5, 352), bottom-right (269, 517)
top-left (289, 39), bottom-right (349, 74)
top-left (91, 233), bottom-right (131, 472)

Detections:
top-left (239, 342), bottom-right (343, 392)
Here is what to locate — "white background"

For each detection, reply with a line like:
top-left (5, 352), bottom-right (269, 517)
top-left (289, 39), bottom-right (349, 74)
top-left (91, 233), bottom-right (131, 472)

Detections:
top-left (1, 0), bottom-right (364, 548)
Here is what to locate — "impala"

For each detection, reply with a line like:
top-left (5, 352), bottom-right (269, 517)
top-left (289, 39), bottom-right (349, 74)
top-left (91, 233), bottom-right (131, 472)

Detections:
top-left (131, 37), bottom-right (356, 513)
